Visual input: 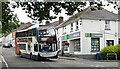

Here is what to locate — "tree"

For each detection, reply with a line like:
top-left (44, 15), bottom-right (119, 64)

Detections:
top-left (2, 2), bottom-right (20, 34)
top-left (14, 1), bottom-right (119, 22)
top-left (2, 1), bottom-right (119, 34)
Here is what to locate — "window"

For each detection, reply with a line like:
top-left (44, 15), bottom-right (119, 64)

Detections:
top-left (28, 29), bottom-right (36, 36)
top-left (71, 23), bottom-right (73, 32)
top-left (33, 30), bottom-right (36, 36)
top-left (24, 31), bottom-right (28, 37)
top-left (28, 41), bottom-right (32, 51)
top-left (19, 32), bottom-right (24, 37)
top-left (39, 44), bottom-right (42, 52)
top-left (28, 38), bottom-right (32, 42)
top-left (16, 32), bottom-right (20, 37)
top-left (18, 44), bottom-right (26, 50)
top-left (62, 41), bottom-right (69, 51)
top-left (119, 39), bottom-right (120, 44)
top-left (105, 20), bottom-right (110, 30)
top-left (63, 26), bottom-right (66, 34)
top-left (28, 30), bottom-right (33, 36)
top-left (76, 21), bottom-right (79, 30)
top-left (34, 44), bottom-right (38, 52)
top-left (74, 39), bottom-right (80, 52)
top-left (91, 38), bottom-right (100, 52)
top-left (106, 40), bottom-right (114, 46)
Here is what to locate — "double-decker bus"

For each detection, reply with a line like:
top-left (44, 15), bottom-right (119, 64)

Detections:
top-left (15, 25), bottom-right (60, 60)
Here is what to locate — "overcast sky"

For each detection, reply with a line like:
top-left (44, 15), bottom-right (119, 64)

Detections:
top-left (12, 1), bottom-right (118, 23)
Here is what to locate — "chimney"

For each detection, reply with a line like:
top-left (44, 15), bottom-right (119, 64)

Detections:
top-left (59, 16), bottom-right (63, 24)
top-left (45, 21), bottom-right (50, 25)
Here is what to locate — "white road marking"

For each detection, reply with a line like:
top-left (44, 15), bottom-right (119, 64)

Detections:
top-left (81, 63), bottom-right (84, 64)
top-left (95, 65), bottom-right (100, 67)
top-left (41, 62), bottom-right (45, 63)
top-left (1, 55), bottom-right (9, 68)
top-left (90, 65), bottom-right (94, 66)
top-left (101, 66), bottom-right (105, 67)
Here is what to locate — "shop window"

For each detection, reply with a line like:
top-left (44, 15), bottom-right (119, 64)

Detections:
top-left (62, 41), bottom-right (69, 51)
top-left (74, 39), bottom-right (80, 52)
top-left (106, 40), bottom-right (114, 46)
top-left (91, 38), bottom-right (100, 52)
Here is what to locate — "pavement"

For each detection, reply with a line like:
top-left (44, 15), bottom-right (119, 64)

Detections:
top-left (58, 55), bottom-right (120, 62)
top-left (58, 56), bottom-right (79, 60)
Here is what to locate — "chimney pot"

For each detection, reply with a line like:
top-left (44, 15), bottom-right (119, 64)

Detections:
top-left (59, 16), bottom-right (63, 24)
top-left (46, 21), bottom-right (50, 25)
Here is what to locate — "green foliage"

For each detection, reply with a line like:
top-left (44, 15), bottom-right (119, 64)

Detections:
top-left (2, 1), bottom-right (119, 34)
top-left (15, 2), bottom-right (106, 21)
top-left (115, 45), bottom-right (120, 59)
top-left (114, 44), bottom-right (120, 53)
top-left (2, 2), bottom-right (20, 34)
top-left (100, 45), bottom-right (120, 60)
top-left (0, 26), bottom-right (2, 34)
top-left (13, 1), bottom-right (119, 22)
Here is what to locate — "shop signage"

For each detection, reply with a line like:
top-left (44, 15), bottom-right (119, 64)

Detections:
top-left (62, 35), bottom-right (69, 40)
top-left (85, 33), bottom-right (91, 37)
top-left (69, 32), bottom-right (80, 39)
top-left (91, 33), bottom-right (103, 37)
top-left (85, 33), bottom-right (103, 37)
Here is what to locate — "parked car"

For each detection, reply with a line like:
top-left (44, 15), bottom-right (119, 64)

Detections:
top-left (3, 43), bottom-right (11, 48)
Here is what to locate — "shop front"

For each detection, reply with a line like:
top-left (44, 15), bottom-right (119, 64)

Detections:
top-left (68, 31), bottom-right (81, 54)
top-left (62, 35), bottom-right (69, 53)
top-left (85, 33), bottom-right (103, 52)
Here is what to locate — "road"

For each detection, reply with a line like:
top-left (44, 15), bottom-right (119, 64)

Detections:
top-left (0, 46), bottom-right (119, 69)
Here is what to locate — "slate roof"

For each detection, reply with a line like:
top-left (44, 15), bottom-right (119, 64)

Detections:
top-left (11, 22), bottom-right (33, 33)
top-left (56, 7), bottom-right (118, 28)
top-left (46, 21), bottom-right (59, 27)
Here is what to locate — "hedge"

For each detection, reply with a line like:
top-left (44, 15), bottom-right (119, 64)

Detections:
top-left (100, 44), bottom-right (120, 60)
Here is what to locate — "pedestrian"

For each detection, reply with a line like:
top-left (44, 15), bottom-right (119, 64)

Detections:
top-left (61, 47), bottom-right (64, 56)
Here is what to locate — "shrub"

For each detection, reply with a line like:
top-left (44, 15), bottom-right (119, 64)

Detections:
top-left (115, 44), bottom-right (120, 53)
top-left (100, 45), bottom-right (118, 60)
top-left (115, 44), bottom-right (120, 59)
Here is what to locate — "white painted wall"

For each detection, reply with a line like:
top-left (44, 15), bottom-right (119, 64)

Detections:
top-left (118, 21), bottom-right (120, 38)
top-left (82, 19), bottom-right (118, 54)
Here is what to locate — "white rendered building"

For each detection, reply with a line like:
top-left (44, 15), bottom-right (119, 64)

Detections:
top-left (56, 7), bottom-right (119, 58)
